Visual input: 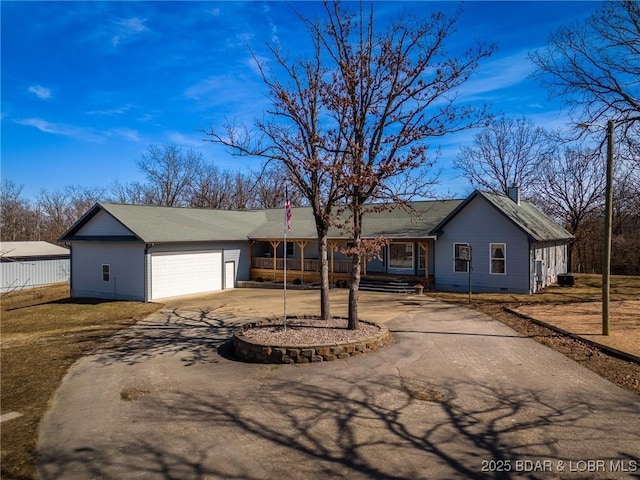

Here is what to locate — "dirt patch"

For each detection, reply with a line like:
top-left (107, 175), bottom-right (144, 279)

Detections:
top-left (514, 300), bottom-right (640, 358)
top-left (120, 388), bottom-right (151, 401)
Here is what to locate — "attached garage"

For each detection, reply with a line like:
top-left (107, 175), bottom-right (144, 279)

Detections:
top-left (150, 250), bottom-right (222, 300)
top-left (60, 203), bottom-right (257, 302)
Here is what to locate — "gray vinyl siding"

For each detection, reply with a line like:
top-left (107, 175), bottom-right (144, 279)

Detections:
top-left (531, 241), bottom-right (569, 292)
top-left (75, 209), bottom-right (133, 236)
top-left (71, 242), bottom-right (145, 300)
top-left (1, 258), bottom-right (69, 292)
top-left (434, 196), bottom-right (531, 294)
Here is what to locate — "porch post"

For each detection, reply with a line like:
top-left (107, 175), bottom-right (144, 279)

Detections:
top-left (269, 241), bottom-right (281, 281)
top-left (249, 241), bottom-right (255, 273)
top-left (297, 241), bottom-right (309, 283)
top-left (419, 242), bottom-right (429, 289)
top-left (329, 240), bottom-right (336, 284)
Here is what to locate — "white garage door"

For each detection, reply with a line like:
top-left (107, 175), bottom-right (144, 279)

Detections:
top-left (151, 251), bottom-right (222, 300)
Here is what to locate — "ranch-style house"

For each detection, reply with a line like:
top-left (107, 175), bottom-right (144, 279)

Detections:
top-left (59, 187), bottom-right (573, 302)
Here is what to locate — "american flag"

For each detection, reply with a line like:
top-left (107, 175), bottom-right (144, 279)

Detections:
top-left (285, 186), bottom-right (292, 231)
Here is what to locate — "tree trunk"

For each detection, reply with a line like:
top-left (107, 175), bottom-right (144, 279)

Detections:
top-left (318, 233), bottom-right (331, 321)
top-left (567, 239), bottom-right (575, 273)
top-left (347, 208), bottom-right (363, 329)
top-left (348, 252), bottom-right (361, 329)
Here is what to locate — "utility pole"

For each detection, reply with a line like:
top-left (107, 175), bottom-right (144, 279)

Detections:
top-left (578, 120), bottom-right (615, 336)
top-left (602, 120), bottom-right (614, 336)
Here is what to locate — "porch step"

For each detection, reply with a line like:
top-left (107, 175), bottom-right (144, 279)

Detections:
top-left (359, 277), bottom-right (416, 294)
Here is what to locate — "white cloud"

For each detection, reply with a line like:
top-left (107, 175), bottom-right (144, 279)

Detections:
top-left (15, 118), bottom-right (145, 144)
top-left (165, 131), bottom-right (206, 148)
top-left (183, 76), bottom-right (220, 100)
top-left (111, 128), bottom-right (141, 142)
top-left (111, 17), bottom-right (148, 47)
top-left (28, 85), bottom-right (52, 100)
top-left (457, 50), bottom-right (535, 101)
top-left (263, 4), bottom-right (279, 44)
top-left (86, 104), bottom-right (132, 115)
top-left (225, 32), bottom-right (254, 49)
top-left (15, 118), bottom-right (102, 142)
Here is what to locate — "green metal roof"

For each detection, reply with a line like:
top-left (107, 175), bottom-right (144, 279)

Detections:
top-left (431, 191), bottom-right (573, 242)
top-left (61, 203), bottom-right (265, 243)
top-left (479, 192), bottom-right (573, 241)
top-left (61, 193), bottom-right (570, 244)
top-left (99, 203), bottom-right (267, 242)
top-left (248, 200), bottom-right (463, 239)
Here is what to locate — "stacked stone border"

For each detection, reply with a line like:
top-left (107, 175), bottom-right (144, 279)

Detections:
top-left (233, 318), bottom-right (391, 364)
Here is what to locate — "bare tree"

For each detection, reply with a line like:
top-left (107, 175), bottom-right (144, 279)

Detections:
top-left (455, 117), bottom-right (551, 196)
top-left (38, 186), bottom-right (104, 242)
top-left (137, 144), bottom-right (204, 207)
top-left (530, 0), bottom-right (640, 280)
top-left (206, 2), bottom-right (493, 326)
top-left (532, 146), bottom-right (605, 271)
top-left (611, 168), bottom-right (640, 274)
top-left (205, 16), bottom-right (346, 321)
top-left (530, 0), bottom-right (640, 132)
top-left (188, 165), bottom-right (234, 209)
top-left (251, 164), bottom-right (306, 209)
top-left (0, 180), bottom-right (39, 241)
top-left (317, 2), bottom-right (494, 326)
top-left (110, 180), bottom-right (156, 205)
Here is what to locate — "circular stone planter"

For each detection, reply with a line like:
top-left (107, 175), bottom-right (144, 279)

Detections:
top-left (233, 317), bottom-right (391, 364)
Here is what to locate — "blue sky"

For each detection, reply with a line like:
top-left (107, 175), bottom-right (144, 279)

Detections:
top-left (1, 1), bottom-right (601, 201)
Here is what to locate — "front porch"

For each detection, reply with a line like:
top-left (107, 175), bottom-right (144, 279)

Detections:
top-left (249, 239), bottom-right (434, 290)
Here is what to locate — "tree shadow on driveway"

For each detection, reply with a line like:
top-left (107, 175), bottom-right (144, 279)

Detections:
top-left (38, 374), bottom-right (640, 480)
top-left (93, 307), bottom-right (255, 367)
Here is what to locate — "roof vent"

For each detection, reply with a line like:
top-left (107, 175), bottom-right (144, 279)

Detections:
top-left (508, 185), bottom-right (520, 205)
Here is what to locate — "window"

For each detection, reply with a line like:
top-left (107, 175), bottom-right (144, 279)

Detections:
top-left (490, 243), bottom-right (506, 274)
top-left (102, 264), bottom-right (110, 282)
top-left (389, 242), bottom-right (413, 270)
top-left (418, 247), bottom-right (426, 270)
top-left (285, 242), bottom-right (294, 256)
top-left (454, 243), bottom-right (469, 273)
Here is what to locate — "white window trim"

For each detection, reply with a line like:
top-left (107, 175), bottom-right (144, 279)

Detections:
top-left (388, 242), bottom-right (414, 271)
top-left (490, 243), bottom-right (506, 275)
top-left (102, 264), bottom-right (110, 282)
top-left (453, 243), bottom-right (469, 273)
top-left (418, 247), bottom-right (426, 271)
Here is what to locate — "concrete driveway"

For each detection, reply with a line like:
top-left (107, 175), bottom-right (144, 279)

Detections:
top-left (37, 290), bottom-right (640, 479)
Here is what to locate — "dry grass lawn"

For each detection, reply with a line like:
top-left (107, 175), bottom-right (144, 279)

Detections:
top-left (428, 274), bottom-right (640, 358)
top-left (0, 284), bottom-right (161, 480)
top-left (515, 300), bottom-right (640, 358)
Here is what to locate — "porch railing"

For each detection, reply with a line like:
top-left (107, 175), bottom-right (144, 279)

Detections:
top-left (252, 257), bottom-right (353, 273)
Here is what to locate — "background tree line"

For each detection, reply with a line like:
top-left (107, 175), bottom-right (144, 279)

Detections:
top-left (3, 116), bottom-right (637, 276)
top-left (455, 115), bottom-right (639, 275)
top-left (1, 144), bottom-right (302, 244)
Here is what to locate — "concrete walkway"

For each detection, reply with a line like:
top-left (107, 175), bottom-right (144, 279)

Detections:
top-left (37, 291), bottom-right (639, 479)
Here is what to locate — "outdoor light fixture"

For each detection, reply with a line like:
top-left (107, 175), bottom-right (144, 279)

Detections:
top-left (578, 120), bottom-right (615, 336)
